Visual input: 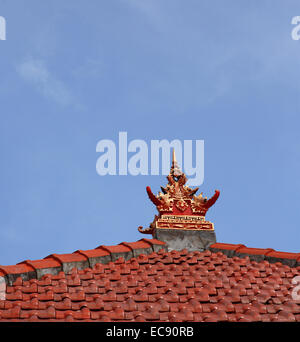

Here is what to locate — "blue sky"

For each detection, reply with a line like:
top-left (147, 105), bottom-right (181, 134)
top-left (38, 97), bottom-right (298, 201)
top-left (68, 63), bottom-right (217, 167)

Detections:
top-left (0, 0), bottom-right (300, 265)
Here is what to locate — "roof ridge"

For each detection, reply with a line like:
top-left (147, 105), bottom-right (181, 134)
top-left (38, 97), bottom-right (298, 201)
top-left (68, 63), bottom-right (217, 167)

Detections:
top-left (0, 239), bottom-right (167, 285)
top-left (0, 244), bottom-right (299, 322)
top-left (209, 243), bottom-right (300, 268)
top-left (1, 240), bottom-right (299, 286)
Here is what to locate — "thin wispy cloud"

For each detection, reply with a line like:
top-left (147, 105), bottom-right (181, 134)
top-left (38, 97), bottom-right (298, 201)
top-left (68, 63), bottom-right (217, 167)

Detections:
top-left (16, 58), bottom-right (73, 107)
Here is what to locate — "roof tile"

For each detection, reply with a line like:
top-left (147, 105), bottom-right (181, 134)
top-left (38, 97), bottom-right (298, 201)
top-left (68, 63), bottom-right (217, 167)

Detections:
top-left (210, 243), bottom-right (246, 251)
top-left (0, 239), bottom-right (299, 322)
top-left (75, 248), bottom-right (110, 258)
top-left (266, 251), bottom-right (300, 260)
top-left (45, 253), bottom-right (87, 263)
top-left (0, 264), bottom-right (35, 276)
top-left (98, 245), bottom-right (131, 254)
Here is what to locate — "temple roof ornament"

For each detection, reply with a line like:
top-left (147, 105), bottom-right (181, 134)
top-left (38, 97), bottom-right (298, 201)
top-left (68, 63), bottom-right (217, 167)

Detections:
top-left (138, 149), bottom-right (220, 236)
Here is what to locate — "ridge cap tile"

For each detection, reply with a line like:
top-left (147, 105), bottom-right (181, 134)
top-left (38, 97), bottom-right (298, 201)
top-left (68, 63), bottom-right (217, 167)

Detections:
top-left (0, 264), bottom-right (35, 275)
top-left (97, 245), bottom-right (132, 253)
top-left (237, 247), bottom-right (275, 255)
top-left (44, 252), bottom-right (87, 263)
top-left (265, 251), bottom-right (300, 259)
top-left (19, 258), bottom-right (62, 269)
top-left (210, 243), bottom-right (246, 250)
top-left (119, 241), bottom-right (153, 250)
top-left (74, 248), bottom-right (110, 258)
top-left (139, 238), bottom-right (166, 246)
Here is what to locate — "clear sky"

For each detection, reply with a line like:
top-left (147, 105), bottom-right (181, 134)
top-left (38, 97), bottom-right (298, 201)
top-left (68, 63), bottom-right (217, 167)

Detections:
top-left (0, 0), bottom-right (299, 266)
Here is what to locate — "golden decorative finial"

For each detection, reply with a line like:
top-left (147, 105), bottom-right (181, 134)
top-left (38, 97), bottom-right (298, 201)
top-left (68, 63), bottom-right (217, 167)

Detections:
top-left (139, 149), bottom-right (220, 235)
top-left (170, 148), bottom-right (182, 177)
top-left (172, 148), bottom-right (177, 164)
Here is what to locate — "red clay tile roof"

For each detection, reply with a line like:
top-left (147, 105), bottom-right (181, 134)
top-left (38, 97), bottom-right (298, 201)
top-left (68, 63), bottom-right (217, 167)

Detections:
top-left (0, 240), bottom-right (299, 322)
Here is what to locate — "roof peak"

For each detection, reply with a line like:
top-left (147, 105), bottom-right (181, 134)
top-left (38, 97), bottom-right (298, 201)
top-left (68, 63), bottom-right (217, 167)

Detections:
top-left (170, 148), bottom-right (182, 178)
top-left (138, 150), bottom-right (220, 252)
top-left (0, 239), bottom-right (299, 287)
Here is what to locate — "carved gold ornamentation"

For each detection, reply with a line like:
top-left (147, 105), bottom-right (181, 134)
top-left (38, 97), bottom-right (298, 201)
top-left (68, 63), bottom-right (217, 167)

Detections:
top-left (175, 199), bottom-right (189, 212)
top-left (138, 149), bottom-right (220, 235)
top-left (157, 193), bottom-right (173, 212)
